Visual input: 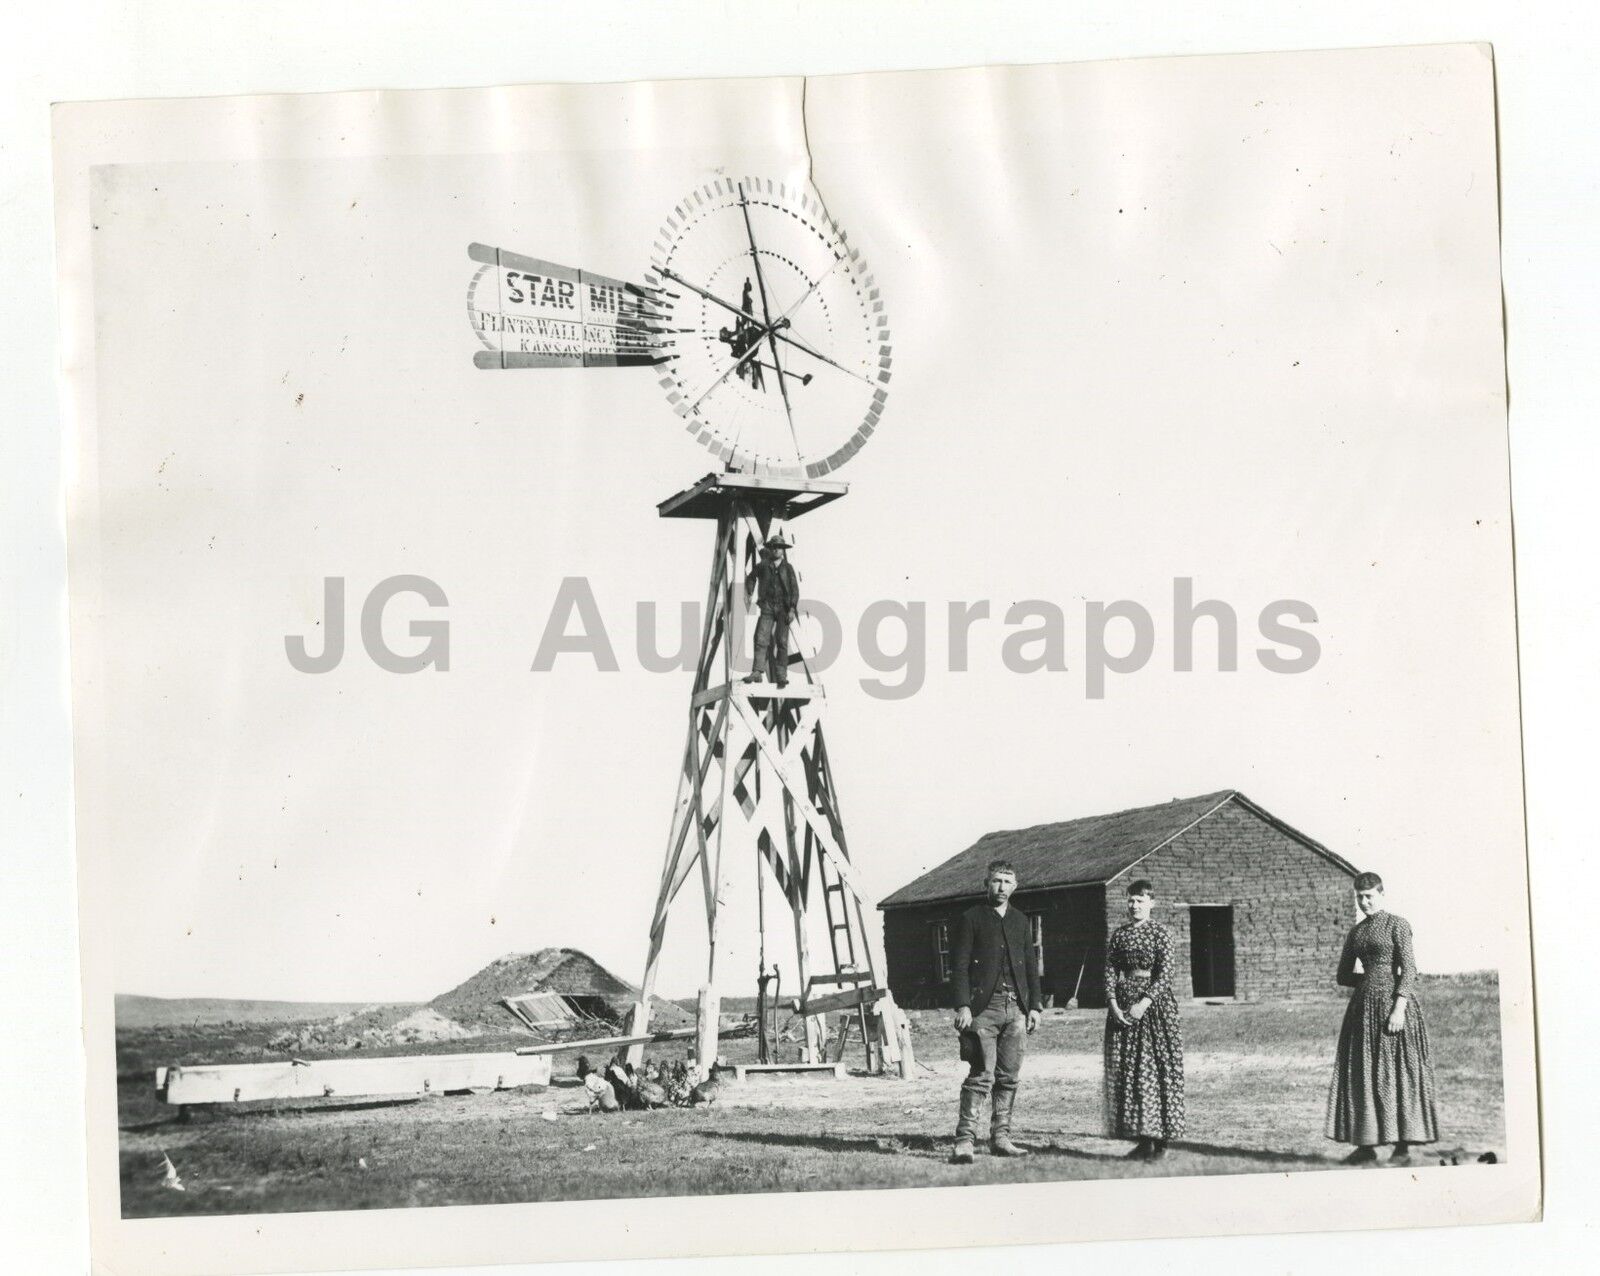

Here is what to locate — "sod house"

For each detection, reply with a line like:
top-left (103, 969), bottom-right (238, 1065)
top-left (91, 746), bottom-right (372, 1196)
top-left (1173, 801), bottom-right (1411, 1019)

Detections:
top-left (878, 790), bottom-right (1358, 1009)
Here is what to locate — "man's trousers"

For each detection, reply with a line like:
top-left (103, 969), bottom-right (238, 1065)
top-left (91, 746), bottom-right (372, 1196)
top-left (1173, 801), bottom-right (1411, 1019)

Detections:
top-left (752, 610), bottom-right (791, 684)
top-left (956, 991), bottom-right (1027, 1139)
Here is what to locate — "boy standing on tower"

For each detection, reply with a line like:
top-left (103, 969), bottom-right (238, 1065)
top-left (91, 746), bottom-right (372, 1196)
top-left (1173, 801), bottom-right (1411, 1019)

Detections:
top-left (743, 535), bottom-right (799, 686)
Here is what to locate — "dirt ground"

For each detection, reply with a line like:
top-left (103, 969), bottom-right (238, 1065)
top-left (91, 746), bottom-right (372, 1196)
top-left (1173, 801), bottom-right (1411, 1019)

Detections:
top-left (117, 974), bottom-right (1504, 1217)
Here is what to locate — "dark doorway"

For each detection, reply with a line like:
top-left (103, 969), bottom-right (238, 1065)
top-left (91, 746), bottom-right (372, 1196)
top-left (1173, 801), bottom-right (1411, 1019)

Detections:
top-left (1189, 906), bottom-right (1236, 998)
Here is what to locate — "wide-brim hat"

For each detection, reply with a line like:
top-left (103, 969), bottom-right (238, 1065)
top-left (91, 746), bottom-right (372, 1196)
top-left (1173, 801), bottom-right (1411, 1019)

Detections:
top-left (763, 534), bottom-right (793, 550)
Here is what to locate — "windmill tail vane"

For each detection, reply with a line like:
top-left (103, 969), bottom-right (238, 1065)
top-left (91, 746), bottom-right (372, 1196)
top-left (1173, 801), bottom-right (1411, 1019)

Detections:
top-left (465, 242), bottom-right (670, 370)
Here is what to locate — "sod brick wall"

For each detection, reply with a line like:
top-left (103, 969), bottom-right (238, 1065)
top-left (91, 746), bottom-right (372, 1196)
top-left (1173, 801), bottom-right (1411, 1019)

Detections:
top-left (882, 797), bottom-right (1357, 1007)
top-left (1103, 800), bottom-right (1355, 1002)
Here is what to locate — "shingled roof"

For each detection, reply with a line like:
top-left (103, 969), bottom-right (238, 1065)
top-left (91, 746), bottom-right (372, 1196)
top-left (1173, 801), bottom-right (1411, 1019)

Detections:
top-left (878, 790), bottom-right (1354, 909)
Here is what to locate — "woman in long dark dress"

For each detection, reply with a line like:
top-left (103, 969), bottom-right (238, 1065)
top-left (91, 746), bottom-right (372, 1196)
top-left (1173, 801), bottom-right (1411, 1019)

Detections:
top-left (1103, 879), bottom-right (1186, 1160)
top-left (1325, 871), bottom-right (1440, 1164)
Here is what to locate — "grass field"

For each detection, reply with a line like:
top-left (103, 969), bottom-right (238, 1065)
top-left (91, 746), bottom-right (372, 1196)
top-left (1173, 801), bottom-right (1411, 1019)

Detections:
top-left (116, 974), bottom-right (1504, 1217)
top-left (113, 994), bottom-right (415, 1030)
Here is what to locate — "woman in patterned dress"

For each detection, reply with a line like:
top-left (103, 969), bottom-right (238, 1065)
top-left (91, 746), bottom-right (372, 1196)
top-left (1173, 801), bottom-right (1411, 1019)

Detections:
top-left (1325, 871), bottom-right (1440, 1164)
top-left (1103, 879), bottom-right (1186, 1160)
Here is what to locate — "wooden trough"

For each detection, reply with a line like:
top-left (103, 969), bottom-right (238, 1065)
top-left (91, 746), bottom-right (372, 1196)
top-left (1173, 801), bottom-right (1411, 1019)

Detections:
top-left (156, 1050), bottom-right (553, 1106)
top-left (728, 1061), bottom-right (845, 1081)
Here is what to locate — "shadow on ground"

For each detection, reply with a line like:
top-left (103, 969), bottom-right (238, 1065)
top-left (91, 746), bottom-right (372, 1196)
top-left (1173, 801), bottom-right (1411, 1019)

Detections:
top-left (695, 1130), bottom-right (950, 1156)
top-left (697, 1129), bottom-right (1118, 1163)
top-left (1050, 1130), bottom-right (1334, 1166)
top-left (700, 1127), bottom-right (1337, 1168)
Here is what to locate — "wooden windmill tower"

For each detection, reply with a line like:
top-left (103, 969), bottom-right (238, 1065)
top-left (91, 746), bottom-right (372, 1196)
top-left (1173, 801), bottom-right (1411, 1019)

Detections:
top-left (627, 471), bottom-right (909, 1077)
top-left (468, 176), bottom-right (909, 1077)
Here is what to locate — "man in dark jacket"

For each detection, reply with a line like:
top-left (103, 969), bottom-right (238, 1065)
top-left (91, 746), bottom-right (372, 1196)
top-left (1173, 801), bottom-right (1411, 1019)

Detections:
top-left (949, 859), bottom-right (1043, 1163)
top-left (742, 535), bottom-right (800, 686)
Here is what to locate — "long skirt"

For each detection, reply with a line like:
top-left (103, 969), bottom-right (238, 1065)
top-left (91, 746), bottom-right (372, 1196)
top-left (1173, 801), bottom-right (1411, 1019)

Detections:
top-left (1324, 984), bottom-right (1440, 1146)
top-left (1103, 998), bottom-right (1186, 1140)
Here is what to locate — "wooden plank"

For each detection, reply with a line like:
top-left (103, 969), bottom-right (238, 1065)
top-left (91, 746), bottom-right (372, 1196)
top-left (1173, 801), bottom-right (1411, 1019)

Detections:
top-left (730, 1062), bottom-right (844, 1081)
top-left (516, 1027), bottom-right (696, 1057)
top-left (780, 768), bottom-right (815, 1061)
top-left (776, 701), bottom-right (824, 773)
top-left (695, 987), bottom-right (719, 1078)
top-left (659, 698), bottom-right (732, 919)
top-left (700, 520), bottom-right (739, 1072)
top-left (717, 473), bottom-right (849, 498)
top-left (804, 1015), bottom-right (825, 1063)
top-left (658, 472), bottom-right (848, 521)
top-left (883, 1000), bottom-right (915, 1078)
top-left (692, 517), bottom-right (732, 691)
top-left (696, 692), bottom-right (725, 938)
top-left (874, 997), bottom-right (906, 1071)
top-left (693, 682), bottom-right (824, 708)
top-left (730, 697), bottom-right (871, 906)
top-left (159, 1051), bottom-right (552, 1105)
top-left (476, 350), bottom-right (663, 371)
top-left (800, 985), bottom-right (887, 1016)
top-left (827, 1016), bottom-right (850, 1063)
top-left (657, 473), bottom-right (721, 519)
top-left (624, 1002), bottom-right (653, 1067)
top-left (502, 999), bottom-right (541, 1033)
top-left (639, 700), bottom-right (711, 989)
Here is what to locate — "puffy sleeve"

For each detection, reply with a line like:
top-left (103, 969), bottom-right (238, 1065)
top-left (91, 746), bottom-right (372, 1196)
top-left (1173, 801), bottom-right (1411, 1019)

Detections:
top-left (1103, 927), bottom-right (1121, 1014)
top-left (1392, 916), bottom-right (1418, 999)
top-left (1147, 925), bottom-right (1175, 1002)
top-left (1335, 926), bottom-right (1360, 988)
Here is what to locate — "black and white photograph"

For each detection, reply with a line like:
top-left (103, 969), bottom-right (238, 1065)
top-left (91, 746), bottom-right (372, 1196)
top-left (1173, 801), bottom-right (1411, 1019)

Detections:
top-left (31, 22), bottom-right (1552, 1276)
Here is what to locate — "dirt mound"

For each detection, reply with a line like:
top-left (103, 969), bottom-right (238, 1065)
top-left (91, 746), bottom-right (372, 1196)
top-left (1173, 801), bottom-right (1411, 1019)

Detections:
top-left (264, 1004), bottom-right (486, 1053)
top-left (386, 1007), bottom-right (481, 1042)
top-left (432, 949), bottom-right (632, 1016)
top-left (430, 948), bottom-right (693, 1033)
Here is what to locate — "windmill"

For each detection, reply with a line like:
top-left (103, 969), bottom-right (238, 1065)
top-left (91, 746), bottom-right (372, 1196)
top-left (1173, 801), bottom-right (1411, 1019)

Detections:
top-left (467, 177), bottom-right (908, 1078)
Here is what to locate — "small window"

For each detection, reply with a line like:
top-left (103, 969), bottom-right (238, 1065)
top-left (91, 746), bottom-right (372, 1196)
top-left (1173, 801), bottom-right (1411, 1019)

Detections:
top-left (932, 921), bottom-right (953, 981)
top-left (1030, 912), bottom-right (1045, 977)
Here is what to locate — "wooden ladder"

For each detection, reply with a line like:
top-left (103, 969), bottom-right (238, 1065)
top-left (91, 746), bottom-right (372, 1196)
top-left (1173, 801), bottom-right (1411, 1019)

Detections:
top-left (815, 850), bottom-right (882, 1073)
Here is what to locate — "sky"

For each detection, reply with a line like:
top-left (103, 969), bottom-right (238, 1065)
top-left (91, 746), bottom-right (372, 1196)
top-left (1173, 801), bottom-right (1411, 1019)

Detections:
top-left (62, 46), bottom-right (1521, 1005)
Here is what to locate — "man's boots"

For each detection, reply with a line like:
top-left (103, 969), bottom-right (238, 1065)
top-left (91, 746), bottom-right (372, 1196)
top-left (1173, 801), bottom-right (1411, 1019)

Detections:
top-left (951, 1090), bottom-right (983, 1164)
top-left (990, 1087), bottom-right (1029, 1157)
